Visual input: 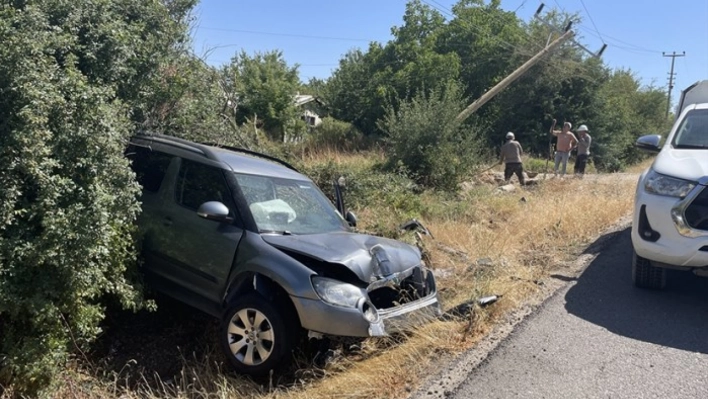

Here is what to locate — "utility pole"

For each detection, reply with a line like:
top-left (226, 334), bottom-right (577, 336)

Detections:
top-left (454, 4), bottom-right (608, 124)
top-left (454, 29), bottom-right (575, 124)
top-left (663, 51), bottom-right (685, 118)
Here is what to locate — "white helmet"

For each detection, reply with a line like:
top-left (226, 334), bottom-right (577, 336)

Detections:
top-left (577, 124), bottom-right (589, 132)
top-left (506, 132), bottom-right (515, 140)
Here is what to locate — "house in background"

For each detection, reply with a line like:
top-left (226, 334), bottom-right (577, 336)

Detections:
top-left (294, 94), bottom-right (327, 127)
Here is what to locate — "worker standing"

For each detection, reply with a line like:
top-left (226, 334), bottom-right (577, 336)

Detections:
top-left (500, 132), bottom-right (525, 185)
top-left (550, 119), bottom-right (578, 177)
top-left (574, 124), bottom-right (592, 177)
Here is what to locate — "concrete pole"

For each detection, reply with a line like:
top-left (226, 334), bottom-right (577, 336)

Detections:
top-left (454, 29), bottom-right (575, 125)
top-left (663, 51), bottom-right (686, 118)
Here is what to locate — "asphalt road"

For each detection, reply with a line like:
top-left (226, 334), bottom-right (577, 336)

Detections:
top-left (452, 227), bottom-right (708, 399)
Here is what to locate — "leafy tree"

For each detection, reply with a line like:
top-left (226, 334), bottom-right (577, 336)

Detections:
top-left (325, 1), bottom-right (460, 136)
top-left (591, 70), bottom-right (669, 171)
top-left (0, 0), bottom-right (194, 393)
top-left (222, 50), bottom-right (301, 142)
top-left (378, 81), bottom-right (483, 191)
top-left (140, 54), bottom-right (234, 143)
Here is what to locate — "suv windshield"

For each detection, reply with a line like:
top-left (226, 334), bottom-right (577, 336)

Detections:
top-left (235, 173), bottom-right (348, 235)
top-left (672, 108), bottom-right (708, 149)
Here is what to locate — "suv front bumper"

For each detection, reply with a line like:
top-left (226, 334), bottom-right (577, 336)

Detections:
top-left (632, 184), bottom-right (708, 269)
top-left (291, 291), bottom-right (442, 338)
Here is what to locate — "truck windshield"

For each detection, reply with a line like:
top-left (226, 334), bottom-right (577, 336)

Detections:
top-left (672, 109), bottom-right (708, 149)
top-left (234, 173), bottom-right (349, 235)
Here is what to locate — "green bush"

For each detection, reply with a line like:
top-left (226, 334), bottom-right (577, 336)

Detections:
top-left (306, 117), bottom-right (366, 151)
top-left (378, 81), bottom-right (484, 191)
top-left (523, 157), bottom-right (552, 173)
top-left (0, 0), bottom-right (193, 394)
top-left (302, 159), bottom-right (422, 216)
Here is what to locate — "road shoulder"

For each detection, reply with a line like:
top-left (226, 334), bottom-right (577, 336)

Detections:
top-left (410, 215), bottom-right (632, 399)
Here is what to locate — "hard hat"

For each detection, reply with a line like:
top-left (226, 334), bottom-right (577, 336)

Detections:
top-left (577, 124), bottom-right (589, 132)
top-left (506, 132), bottom-right (515, 140)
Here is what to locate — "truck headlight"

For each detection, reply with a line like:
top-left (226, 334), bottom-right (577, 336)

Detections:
top-left (311, 276), bottom-right (365, 308)
top-left (644, 170), bottom-right (695, 198)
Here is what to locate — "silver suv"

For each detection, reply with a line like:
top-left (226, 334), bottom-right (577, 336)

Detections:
top-left (127, 134), bottom-right (441, 375)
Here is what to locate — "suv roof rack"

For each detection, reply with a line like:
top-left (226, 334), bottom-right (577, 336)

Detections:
top-left (131, 133), bottom-right (299, 172)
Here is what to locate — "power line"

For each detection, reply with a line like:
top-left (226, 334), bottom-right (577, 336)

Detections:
top-left (578, 0), bottom-right (604, 43)
top-left (197, 27), bottom-right (371, 42)
top-left (574, 27), bottom-right (657, 56)
top-left (575, 26), bottom-right (660, 54)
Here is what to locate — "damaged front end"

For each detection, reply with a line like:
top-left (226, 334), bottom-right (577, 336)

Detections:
top-left (364, 244), bottom-right (441, 336)
top-left (263, 232), bottom-right (442, 337)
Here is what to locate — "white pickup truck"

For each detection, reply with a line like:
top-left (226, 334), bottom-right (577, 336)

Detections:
top-left (631, 80), bottom-right (708, 289)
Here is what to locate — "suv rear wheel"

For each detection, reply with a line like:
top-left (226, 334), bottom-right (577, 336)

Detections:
top-left (220, 292), bottom-right (296, 375)
top-left (632, 250), bottom-right (666, 289)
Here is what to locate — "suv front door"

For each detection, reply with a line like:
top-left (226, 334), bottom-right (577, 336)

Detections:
top-left (149, 158), bottom-right (244, 305)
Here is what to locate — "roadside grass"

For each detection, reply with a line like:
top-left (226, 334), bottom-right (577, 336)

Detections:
top-left (43, 152), bottom-right (640, 399)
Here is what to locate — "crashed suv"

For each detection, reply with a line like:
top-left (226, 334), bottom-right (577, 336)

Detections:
top-left (126, 134), bottom-right (440, 375)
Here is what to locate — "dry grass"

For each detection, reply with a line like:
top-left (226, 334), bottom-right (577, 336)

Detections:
top-left (37, 153), bottom-right (640, 399)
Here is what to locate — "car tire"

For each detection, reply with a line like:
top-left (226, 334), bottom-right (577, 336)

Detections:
top-left (220, 292), bottom-right (297, 376)
top-left (632, 250), bottom-right (666, 289)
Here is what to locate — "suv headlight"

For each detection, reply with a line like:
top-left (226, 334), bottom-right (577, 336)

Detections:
top-left (311, 276), bottom-right (365, 308)
top-left (644, 169), bottom-right (695, 198)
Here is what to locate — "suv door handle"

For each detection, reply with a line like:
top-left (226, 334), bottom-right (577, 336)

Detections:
top-left (163, 217), bottom-right (173, 227)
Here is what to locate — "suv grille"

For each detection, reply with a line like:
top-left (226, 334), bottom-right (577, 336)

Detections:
top-left (685, 186), bottom-right (708, 230)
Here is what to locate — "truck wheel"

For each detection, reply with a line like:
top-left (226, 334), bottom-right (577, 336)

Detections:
top-left (632, 250), bottom-right (666, 289)
top-left (220, 292), bottom-right (296, 376)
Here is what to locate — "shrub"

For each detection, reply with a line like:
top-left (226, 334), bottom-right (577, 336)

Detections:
top-left (0, 0), bottom-right (192, 394)
top-left (305, 117), bottom-right (366, 151)
top-left (302, 159), bottom-right (422, 216)
top-left (378, 81), bottom-right (484, 191)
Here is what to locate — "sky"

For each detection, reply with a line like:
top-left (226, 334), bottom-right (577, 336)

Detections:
top-left (190, 0), bottom-right (708, 98)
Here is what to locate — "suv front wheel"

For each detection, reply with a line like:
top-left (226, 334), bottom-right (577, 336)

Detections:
top-left (632, 250), bottom-right (666, 289)
top-left (220, 292), bottom-right (296, 375)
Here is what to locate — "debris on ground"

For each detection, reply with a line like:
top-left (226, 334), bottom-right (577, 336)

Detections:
top-left (400, 218), bottom-right (434, 238)
top-left (497, 184), bottom-right (516, 193)
top-left (477, 295), bottom-right (501, 306)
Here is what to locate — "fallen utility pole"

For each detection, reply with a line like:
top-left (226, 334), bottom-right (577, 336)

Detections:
top-left (454, 29), bottom-right (575, 125)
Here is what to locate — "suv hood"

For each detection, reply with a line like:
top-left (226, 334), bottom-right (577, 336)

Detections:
top-left (654, 147), bottom-right (708, 181)
top-left (262, 232), bottom-right (421, 283)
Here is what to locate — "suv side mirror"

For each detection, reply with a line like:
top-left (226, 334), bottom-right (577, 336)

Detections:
top-left (197, 201), bottom-right (233, 223)
top-left (345, 210), bottom-right (357, 227)
top-left (635, 135), bottom-right (662, 153)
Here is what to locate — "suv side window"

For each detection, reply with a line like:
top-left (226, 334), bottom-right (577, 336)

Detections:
top-left (128, 145), bottom-right (173, 193)
top-left (176, 159), bottom-right (235, 212)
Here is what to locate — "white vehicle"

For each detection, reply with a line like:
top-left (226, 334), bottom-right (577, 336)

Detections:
top-left (632, 80), bottom-right (708, 289)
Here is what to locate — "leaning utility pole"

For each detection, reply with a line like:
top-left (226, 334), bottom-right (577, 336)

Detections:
top-left (663, 51), bottom-right (686, 118)
top-left (454, 29), bottom-right (575, 124)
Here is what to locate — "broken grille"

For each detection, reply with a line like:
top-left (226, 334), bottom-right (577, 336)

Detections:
top-left (368, 267), bottom-right (435, 310)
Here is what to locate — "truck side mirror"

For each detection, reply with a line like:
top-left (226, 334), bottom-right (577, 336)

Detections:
top-left (635, 135), bottom-right (662, 153)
